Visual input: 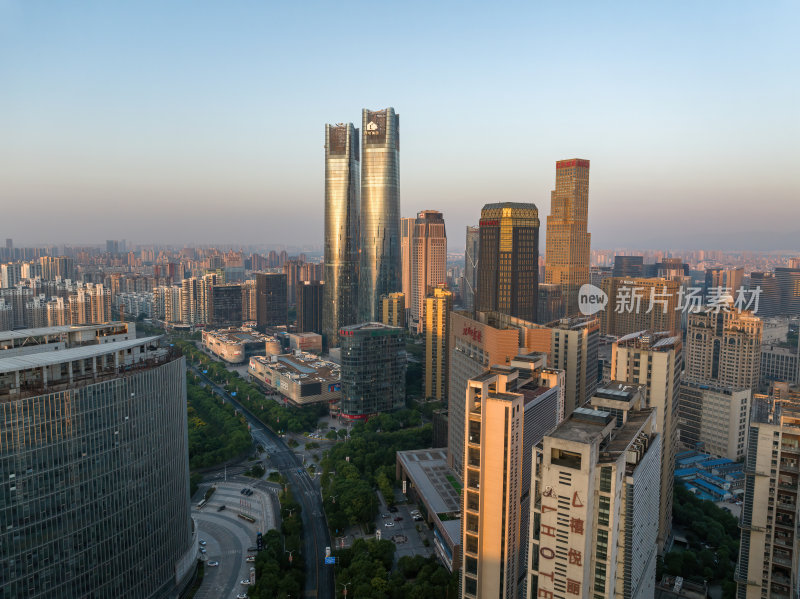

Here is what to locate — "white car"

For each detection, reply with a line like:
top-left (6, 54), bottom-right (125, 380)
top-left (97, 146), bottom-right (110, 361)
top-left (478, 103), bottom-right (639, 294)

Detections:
top-left (208, 561), bottom-right (219, 567)
top-left (199, 539), bottom-right (207, 546)
top-left (237, 595), bottom-right (249, 599)
top-left (240, 579), bottom-right (252, 585)
top-left (384, 521), bottom-right (395, 527)
top-left (246, 556), bottom-right (256, 562)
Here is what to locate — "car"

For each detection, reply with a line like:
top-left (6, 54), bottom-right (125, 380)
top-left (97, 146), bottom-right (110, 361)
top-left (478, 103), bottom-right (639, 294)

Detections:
top-left (394, 516), bottom-right (403, 521)
top-left (381, 513), bottom-right (390, 519)
top-left (388, 506), bottom-right (398, 513)
top-left (237, 595), bottom-right (249, 599)
top-left (199, 548), bottom-right (206, 554)
top-left (217, 505), bottom-right (226, 512)
top-left (208, 561), bottom-right (219, 567)
top-left (199, 539), bottom-right (207, 546)
top-left (240, 579), bottom-right (252, 585)
top-left (384, 521), bottom-right (395, 527)
top-left (241, 488), bottom-right (246, 494)
top-left (413, 515), bottom-right (423, 521)
top-left (246, 555), bottom-right (256, 562)
top-left (297, 468), bottom-right (303, 474)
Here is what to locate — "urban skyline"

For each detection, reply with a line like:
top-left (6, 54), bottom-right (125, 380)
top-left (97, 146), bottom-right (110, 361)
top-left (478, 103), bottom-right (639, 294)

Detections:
top-left (1, 3), bottom-right (798, 249)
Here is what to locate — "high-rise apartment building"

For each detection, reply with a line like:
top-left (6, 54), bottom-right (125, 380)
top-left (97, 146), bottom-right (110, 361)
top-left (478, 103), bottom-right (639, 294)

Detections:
top-left (338, 322), bottom-right (405, 420)
top-left (544, 159), bottom-right (591, 316)
top-left (705, 267), bottom-right (744, 299)
top-left (526, 385), bottom-right (660, 599)
top-left (524, 315), bottom-right (600, 417)
top-left (0, 325), bottom-right (195, 597)
top-left (410, 210), bottom-right (447, 332)
top-left (297, 280), bottom-right (323, 334)
top-left (424, 286), bottom-right (452, 401)
top-left (380, 292), bottom-right (406, 329)
top-left (600, 277), bottom-right (681, 337)
top-left (210, 283), bottom-right (243, 326)
top-left (461, 359), bottom-right (564, 599)
top-left (612, 330), bottom-right (682, 552)
top-left (737, 391), bottom-right (800, 599)
top-left (476, 202), bottom-right (539, 322)
top-left (256, 272), bottom-right (287, 329)
top-left (400, 217), bottom-right (415, 311)
top-left (775, 267), bottom-right (800, 317)
top-left (323, 122), bottom-right (360, 347)
top-left (685, 306), bottom-right (762, 390)
top-left (359, 107), bottom-right (401, 322)
top-left (463, 225), bottom-right (480, 311)
top-left (283, 259), bottom-right (301, 306)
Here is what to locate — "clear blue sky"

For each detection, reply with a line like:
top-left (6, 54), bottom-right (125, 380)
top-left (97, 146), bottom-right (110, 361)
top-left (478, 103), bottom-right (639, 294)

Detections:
top-left (1, 0), bottom-right (798, 250)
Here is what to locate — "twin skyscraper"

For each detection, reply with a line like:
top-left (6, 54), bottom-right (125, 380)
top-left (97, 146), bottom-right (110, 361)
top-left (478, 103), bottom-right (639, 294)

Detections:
top-left (323, 108), bottom-right (400, 346)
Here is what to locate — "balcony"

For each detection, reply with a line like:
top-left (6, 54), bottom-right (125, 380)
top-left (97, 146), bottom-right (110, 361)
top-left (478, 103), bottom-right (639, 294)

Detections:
top-left (779, 462), bottom-right (800, 474)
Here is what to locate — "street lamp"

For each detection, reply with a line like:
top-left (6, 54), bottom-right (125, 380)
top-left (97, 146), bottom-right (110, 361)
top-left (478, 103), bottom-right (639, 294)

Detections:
top-left (339, 582), bottom-right (352, 597)
top-left (329, 495), bottom-right (338, 504)
top-left (285, 549), bottom-right (295, 564)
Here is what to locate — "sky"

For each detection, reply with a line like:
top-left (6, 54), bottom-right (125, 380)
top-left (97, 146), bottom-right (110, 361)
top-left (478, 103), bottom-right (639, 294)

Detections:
top-left (1, 0), bottom-right (798, 251)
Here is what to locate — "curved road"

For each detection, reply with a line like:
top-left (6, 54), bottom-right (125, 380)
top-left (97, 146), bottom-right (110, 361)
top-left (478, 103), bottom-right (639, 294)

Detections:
top-left (190, 365), bottom-right (334, 599)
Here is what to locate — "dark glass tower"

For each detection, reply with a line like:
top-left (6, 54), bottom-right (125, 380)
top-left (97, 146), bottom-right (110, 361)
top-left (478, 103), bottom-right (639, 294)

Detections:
top-left (359, 107), bottom-right (401, 322)
top-left (476, 202), bottom-right (540, 322)
top-left (323, 123), bottom-right (360, 347)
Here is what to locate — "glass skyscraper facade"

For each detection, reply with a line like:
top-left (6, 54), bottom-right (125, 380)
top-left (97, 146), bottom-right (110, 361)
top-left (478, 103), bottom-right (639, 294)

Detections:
top-left (0, 337), bottom-right (194, 598)
top-left (338, 322), bottom-right (405, 420)
top-left (476, 202), bottom-right (540, 322)
top-left (323, 123), bottom-right (360, 347)
top-left (359, 107), bottom-right (401, 322)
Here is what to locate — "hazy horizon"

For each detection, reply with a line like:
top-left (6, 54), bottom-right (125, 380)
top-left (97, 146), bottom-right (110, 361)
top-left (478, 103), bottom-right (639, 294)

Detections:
top-left (2, 1), bottom-right (798, 251)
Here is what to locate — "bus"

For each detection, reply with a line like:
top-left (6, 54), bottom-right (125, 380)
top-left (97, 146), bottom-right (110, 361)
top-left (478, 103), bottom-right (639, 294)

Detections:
top-left (196, 499), bottom-right (207, 510)
top-left (238, 513), bottom-right (256, 523)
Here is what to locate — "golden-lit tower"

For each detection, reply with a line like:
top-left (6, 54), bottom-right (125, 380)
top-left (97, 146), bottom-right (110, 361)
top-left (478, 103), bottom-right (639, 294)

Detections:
top-left (545, 159), bottom-right (591, 317)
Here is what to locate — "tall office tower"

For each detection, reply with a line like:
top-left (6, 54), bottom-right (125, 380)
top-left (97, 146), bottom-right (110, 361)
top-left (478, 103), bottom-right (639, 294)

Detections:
top-left (600, 277), bottom-right (681, 337)
top-left (791, 257), bottom-right (800, 270)
top-left (447, 311), bottom-right (520, 475)
top-left (359, 107), bottom-right (401, 322)
top-left (463, 225), bottom-right (480, 311)
top-left (400, 217), bottom-right (415, 311)
top-left (105, 239), bottom-right (119, 255)
top-left (705, 266), bottom-right (744, 298)
top-left (526, 315), bottom-right (600, 416)
top-left (749, 271), bottom-right (779, 318)
top-left (737, 391), bottom-right (800, 599)
top-left (297, 280), bottom-right (324, 334)
top-left (544, 159), bottom-right (591, 316)
top-left (409, 210), bottom-right (447, 332)
top-left (323, 122), bottom-right (360, 347)
top-left (526, 385), bottom-right (660, 599)
top-left (537, 283), bottom-right (565, 324)
top-left (255, 272), bottom-right (287, 329)
top-left (677, 381), bottom-right (751, 459)
top-left (4, 238), bottom-right (12, 260)
top-left (424, 286), bottom-right (453, 401)
top-left (241, 280), bottom-right (257, 322)
top-left (210, 283), bottom-right (243, 326)
top-left (461, 359), bottom-right (565, 599)
top-left (299, 262), bottom-right (324, 283)
top-left (776, 267), bottom-right (800, 316)
top-left (380, 292), bottom-right (406, 328)
top-left (338, 322), bottom-right (405, 420)
top-left (0, 327), bottom-right (195, 597)
top-left (283, 259), bottom-right (301, 306)
top-left (655, 258), bottom-right (689, 278)
top-left (612, 255), bottom-right (644, 278)
top-left (685, 306), bottom-right (762, 390)
top-left (590, 266), bottom-right (613, 288)
top-left (476, 202), bottom-right (539, 322)
top-left (612, 330), bottom-right (682, 552)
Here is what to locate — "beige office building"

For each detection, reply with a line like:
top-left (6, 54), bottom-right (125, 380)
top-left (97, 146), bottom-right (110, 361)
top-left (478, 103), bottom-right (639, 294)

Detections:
top-left (737, 390), bottom-right (800, 598)
top-left (544, 159), bottom-right (591, 316)
top-left (424, 286), bottom-right (452, 401)
top-left (612, 330), bottom-right (682, 553)
top-left (600, 277), bottom-right (681, 337)
top-left (527, 385), bottom-right (660, 599)
top-left (400, 217), bottom-right (415, 311)
top-left (677, 381), bottom-right (751, 460)
top-left (685, 306), bottom-right (762, 391)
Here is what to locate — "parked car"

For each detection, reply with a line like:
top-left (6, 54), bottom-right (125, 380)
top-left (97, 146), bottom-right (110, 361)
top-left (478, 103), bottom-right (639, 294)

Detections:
top-left (240, 579), bottom-right (252, 585)
top-left (237, 594), bottom-right (249, 599)
top-left (381, 513), bottom-right (390, 519)
top-left (246, 556), bottom-right (256, 562)
top-left (208, 561), bottom-right (219, 567)
top-left (199, 539), bottom-right (207, 546)
top-left (199, 548), bottom-right (206, 554)
top-left (384, 522), bottom-right (395, 528)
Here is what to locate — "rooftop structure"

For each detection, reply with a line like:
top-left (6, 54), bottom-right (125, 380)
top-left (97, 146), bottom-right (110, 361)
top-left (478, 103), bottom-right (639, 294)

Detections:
top-left (248, 352), bottom-right (340, 407)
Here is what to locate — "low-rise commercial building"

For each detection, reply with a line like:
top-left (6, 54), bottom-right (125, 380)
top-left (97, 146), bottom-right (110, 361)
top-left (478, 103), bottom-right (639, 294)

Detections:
top-left (202, 327), bottom-right (273, 363)
top-left (248, 352), bottom-right (340, 407)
